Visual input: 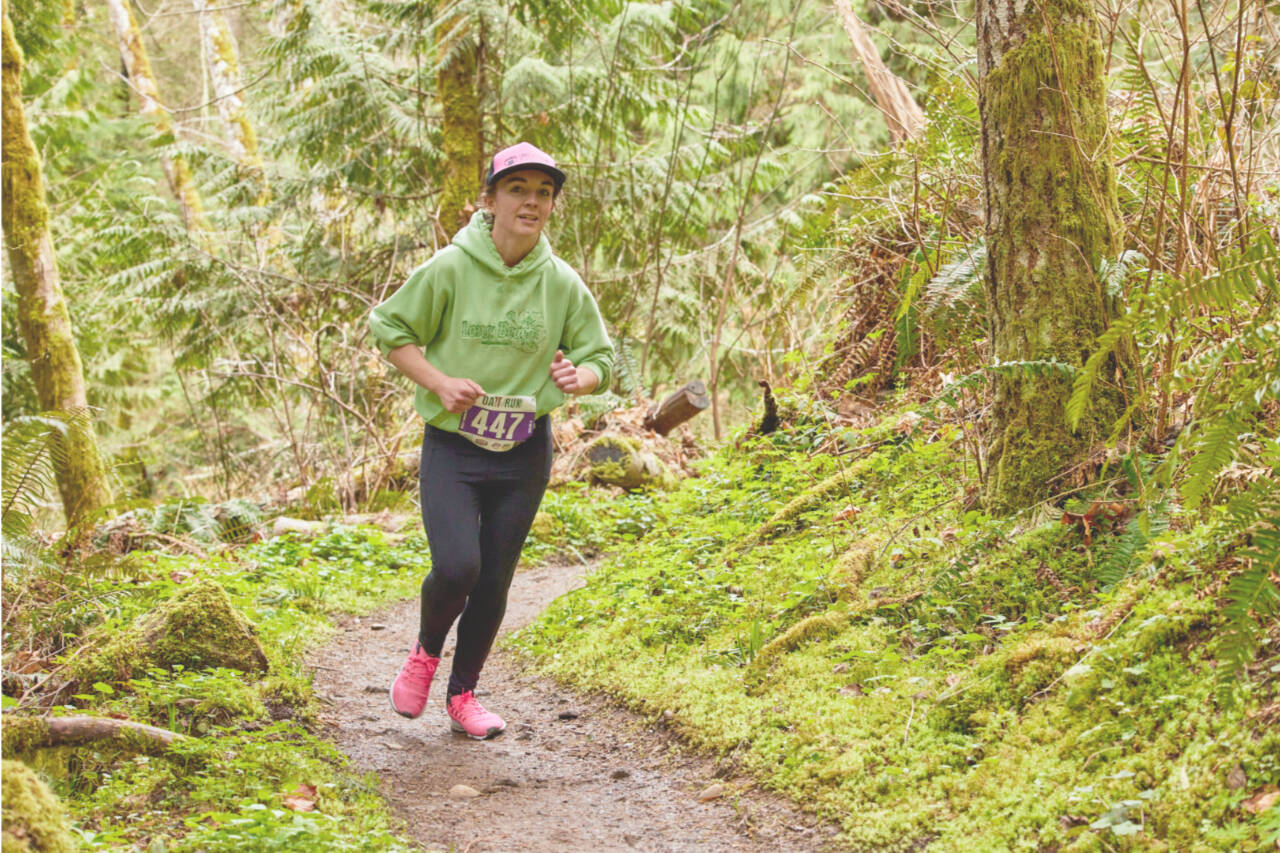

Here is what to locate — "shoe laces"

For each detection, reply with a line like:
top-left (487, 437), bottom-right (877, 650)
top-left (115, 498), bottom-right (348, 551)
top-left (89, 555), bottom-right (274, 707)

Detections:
top-left (405, 648), bottom-right (438, 680)
top-left (450, 691), bottom-right (486, 720)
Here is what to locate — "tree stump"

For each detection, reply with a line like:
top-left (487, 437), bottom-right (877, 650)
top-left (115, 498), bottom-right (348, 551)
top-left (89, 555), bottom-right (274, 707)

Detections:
top-left (643, 380), bottom-right (710, 436)
top-left (584, 435), bottom-right (676, 490)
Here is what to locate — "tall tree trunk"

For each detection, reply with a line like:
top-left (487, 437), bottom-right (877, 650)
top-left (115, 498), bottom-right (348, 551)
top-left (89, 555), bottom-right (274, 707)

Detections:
top-left (193, 0), bottom-right (265, 192)
top-left (104, 0), bottom-right (208, 234)
top-left (832, 0), bottom-right (925, 143)
top-left (436, 11), bottom-right (484, 240)
top-left (3, 6), bottom-right (114, 525)
top-left (977, 0), bottom-right (1124, 512)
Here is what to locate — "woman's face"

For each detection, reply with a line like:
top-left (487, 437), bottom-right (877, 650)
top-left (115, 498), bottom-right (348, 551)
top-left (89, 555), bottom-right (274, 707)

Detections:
top-left (485, 169), bottom-right (557, 240)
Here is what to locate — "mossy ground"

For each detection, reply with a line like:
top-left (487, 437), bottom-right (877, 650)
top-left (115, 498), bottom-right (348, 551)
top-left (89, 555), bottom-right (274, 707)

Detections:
top-left (4, 526), bottom-right (430, 851)
top-left (509, 421), bottom-right (1280, 851)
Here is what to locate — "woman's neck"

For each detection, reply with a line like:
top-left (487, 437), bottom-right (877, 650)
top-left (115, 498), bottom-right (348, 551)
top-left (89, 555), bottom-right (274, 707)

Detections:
top-left (490, 225), bottom-right (539, 268)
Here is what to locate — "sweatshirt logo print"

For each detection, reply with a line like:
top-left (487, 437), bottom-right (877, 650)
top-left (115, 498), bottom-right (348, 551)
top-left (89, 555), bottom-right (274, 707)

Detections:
top-left (460, 310), bottom-right (546, 354)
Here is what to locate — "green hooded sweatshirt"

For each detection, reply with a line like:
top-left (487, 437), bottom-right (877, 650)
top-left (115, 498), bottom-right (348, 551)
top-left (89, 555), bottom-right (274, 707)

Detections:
top-left (369, 211), bottom-right (614, 432)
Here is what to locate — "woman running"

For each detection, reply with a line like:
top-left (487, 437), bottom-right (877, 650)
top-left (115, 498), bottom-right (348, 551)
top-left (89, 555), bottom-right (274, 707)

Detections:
top-left (369, 142), bottom-right (613, 738)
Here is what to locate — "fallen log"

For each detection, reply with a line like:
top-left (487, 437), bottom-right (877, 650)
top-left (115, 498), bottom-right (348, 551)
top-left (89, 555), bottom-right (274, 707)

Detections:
top-left (643, 380), bottom-right (710, 435)
top-left (272, 516), bottom-right (328, 538)
top-left (3, 715), bottom-right (187, 754)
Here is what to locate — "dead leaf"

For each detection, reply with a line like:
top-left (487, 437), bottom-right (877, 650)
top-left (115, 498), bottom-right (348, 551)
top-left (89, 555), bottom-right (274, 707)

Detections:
top-left (894, 412), bottom-right (922, 433)
top-left (833, 505), bottom-right (861, 523)
top-left (283, 784), bottom-right (317, 812)
top-left (6, 651), bottom-right (46, 674)
top-left (1243, 787), bottom-right (1280, 814)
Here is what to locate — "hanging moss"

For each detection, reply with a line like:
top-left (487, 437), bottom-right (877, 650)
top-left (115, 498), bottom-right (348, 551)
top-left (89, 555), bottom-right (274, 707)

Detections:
top-left (74, 579), bottom-right (269, 684)
top-left (1, 760), bottom-right (75, 853)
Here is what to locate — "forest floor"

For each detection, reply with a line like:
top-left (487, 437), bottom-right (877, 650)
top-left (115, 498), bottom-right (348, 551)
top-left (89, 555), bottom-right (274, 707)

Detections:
top-left (309, 559), bottom-right (842, 853)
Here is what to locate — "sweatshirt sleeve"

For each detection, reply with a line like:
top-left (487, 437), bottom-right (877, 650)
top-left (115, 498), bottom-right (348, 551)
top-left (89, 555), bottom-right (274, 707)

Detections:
top-left (561, 276), bottom-right (614, 390)
top-left (368, 261), bottom-right (449, 356)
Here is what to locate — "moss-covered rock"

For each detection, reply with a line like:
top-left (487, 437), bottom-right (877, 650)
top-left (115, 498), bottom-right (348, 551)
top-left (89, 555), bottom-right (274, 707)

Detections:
top-left (1, 760), bottom-right (75, 853)
top-left (528, 510), bottom-right (564, 544)
top-left (75, 579), bottom-right (268, 684)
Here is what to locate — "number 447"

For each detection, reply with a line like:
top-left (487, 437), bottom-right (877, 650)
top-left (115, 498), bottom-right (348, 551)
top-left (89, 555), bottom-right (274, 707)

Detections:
top-left (469, 409), bottom-right (522, 440)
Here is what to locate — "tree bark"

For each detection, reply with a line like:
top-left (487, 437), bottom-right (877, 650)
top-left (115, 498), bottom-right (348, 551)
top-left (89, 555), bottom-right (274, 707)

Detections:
top-left (977, 0), bottom-right (1125, 512)
top-left (832, 0), bottom-right (925, 143)
top-left (192, 0), bottom-right (265, 189)
top-left (436, 11), bottom-right (484, 240)
top-left (2, 7), bottom-right (114, 526)
top-left (104, 0), bottom-right (208, 234)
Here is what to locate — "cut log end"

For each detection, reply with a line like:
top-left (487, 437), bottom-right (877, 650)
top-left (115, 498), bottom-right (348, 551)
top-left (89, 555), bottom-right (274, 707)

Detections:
top-left (643, 380), bottom-right (710, 436)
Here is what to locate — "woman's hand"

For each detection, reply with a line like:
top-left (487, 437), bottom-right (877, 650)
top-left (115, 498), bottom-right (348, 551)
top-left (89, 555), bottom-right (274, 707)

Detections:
top-left (433, 376), bottom-right (486, 413)
top-left (549, 350), bottom-right (599, 395)
top-left (386, 345), bottom-right (484, 412)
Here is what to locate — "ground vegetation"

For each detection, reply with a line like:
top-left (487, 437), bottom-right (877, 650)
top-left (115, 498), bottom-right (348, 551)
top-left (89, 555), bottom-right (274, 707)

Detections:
top-left (2, 0), bottom-right (1277, 847)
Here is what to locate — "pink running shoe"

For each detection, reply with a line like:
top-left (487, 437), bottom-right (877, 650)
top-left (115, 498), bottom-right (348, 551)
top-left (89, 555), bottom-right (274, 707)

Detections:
top-left (447, 691), bottom-right (506, 739)
top-left (389, 644), bottom-right (440, 719)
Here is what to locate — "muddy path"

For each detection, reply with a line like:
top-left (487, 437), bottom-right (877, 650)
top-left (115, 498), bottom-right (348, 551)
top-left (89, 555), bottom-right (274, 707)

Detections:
top-left (309, 560), bottom-right (842, 852)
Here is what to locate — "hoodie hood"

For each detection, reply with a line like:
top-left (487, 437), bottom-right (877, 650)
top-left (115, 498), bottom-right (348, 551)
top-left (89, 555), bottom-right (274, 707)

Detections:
top-left (452, 210), bottom-right (554, 280)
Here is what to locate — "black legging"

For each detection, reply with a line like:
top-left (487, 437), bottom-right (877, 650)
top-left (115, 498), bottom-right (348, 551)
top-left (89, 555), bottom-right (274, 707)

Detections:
top-left (417, 416), bottom-right (551, 696)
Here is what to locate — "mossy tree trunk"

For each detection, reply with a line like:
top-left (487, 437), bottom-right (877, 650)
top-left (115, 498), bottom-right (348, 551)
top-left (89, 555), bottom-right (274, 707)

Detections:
top-left (104, 0), bottom-right (208, 235)
top-left (193, 0), bottom-right (265, 194)
top-left (2, 6), bottom-right (113, 526)
top-left (436, 11), bottom-right (484, 240)
top-left (977, 0), bottom-right (1124, 513)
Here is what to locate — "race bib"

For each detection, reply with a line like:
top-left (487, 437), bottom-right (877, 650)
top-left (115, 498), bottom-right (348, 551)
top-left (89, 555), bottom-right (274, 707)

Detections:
top-left (457, 394), bottom-right (537, 452)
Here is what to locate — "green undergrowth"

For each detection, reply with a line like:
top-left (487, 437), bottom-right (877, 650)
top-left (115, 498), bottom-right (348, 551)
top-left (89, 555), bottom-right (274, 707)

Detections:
top-left (5, 526), bottom-right (429, 851)
top-left (509, 422), bottom-right (1280, 851)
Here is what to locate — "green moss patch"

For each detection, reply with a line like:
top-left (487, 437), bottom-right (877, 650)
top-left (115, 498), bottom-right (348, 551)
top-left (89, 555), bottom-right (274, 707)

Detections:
top-left (1, 760), bottom-right (75, 853)
top-left (511, 426), bottom-right (1280, 849)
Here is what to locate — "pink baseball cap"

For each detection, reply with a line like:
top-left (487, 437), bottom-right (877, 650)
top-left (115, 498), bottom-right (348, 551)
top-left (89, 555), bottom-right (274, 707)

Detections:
top-left (484, 142), bottom-right (566, 190)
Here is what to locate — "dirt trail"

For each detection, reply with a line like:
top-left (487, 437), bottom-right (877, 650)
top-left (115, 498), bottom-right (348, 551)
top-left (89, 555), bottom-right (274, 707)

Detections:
top-left (310, 560), bottom-right (841, 852)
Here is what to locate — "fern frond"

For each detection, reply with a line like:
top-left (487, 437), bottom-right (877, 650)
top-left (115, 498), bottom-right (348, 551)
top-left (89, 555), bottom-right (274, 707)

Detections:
top-left (1, 413), bottom-right (78, 540)
top-left (922, 240), bottom-right (986, 319)
top-left (1181, 412), bottom-right (1245, 509)
top-left (1067, 311), bottom-right (1137, 430)
top-left (1096, 503), bottom-right (1170, 589)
